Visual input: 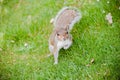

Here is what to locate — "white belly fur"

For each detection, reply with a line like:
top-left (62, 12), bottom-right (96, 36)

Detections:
top-left (57, 39), bottom-right (71, 49)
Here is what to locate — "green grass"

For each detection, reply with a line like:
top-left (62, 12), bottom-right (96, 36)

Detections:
top-left (0, 0), bottom-right (120, 80)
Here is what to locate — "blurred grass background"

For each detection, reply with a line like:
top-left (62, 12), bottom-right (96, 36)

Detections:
top-left (0, 0), bottom-right (120, 80)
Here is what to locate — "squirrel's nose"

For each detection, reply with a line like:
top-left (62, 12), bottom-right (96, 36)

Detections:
top-left (63, 38), bottom-right (66, 41)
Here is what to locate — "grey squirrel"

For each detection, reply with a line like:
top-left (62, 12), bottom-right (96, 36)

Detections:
top-left (49, 7), bottom-right (82, 64)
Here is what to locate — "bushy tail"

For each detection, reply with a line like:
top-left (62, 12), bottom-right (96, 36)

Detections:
top-left (51, 7), bottom-right (82, 30)
top-left (66, 7), bottom-right (82, 30)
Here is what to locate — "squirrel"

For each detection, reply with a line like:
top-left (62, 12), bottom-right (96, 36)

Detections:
top-left (49, 7), bottom-right (82, 64)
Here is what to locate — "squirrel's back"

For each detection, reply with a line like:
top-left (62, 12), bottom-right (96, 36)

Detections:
top-left (54, 7), bottom-right (82, 30)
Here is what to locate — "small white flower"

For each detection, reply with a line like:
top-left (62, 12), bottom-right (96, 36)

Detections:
top-left (107, 1), bottom-right (110, 4)
top-left (105, 13), bottom-right (113, 24)
top-left (50, 18), bottom-right (54, 24)
top-left (24, 43), bottom-right (28, 47)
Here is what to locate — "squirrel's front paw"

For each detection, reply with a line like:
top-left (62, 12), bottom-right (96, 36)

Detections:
top-left (63, 45), bottom-right (69, 50)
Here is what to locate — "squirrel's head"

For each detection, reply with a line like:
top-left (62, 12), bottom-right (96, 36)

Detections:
top-left (55, 26), bottom-right (69, 41)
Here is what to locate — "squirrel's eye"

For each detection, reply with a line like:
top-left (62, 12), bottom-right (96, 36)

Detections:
top-left (66, 32), bottom-right (68, 34)
top-left (57, 34), bottom-right (60, 36)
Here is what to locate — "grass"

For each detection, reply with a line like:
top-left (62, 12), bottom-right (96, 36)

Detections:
top-left (0, 0), bottom-right (120, 80)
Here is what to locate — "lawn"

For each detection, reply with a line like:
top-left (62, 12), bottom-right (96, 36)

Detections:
top-left (0, 0), bottom-right (120, 80)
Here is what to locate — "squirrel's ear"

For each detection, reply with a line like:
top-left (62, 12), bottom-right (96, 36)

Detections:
top-left (65, 24), bottom-right (69, 31)
top-left (55, 28), bottom-right (58, 34)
